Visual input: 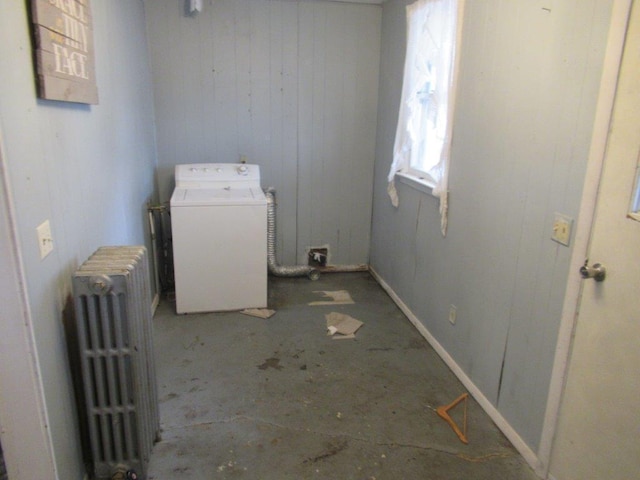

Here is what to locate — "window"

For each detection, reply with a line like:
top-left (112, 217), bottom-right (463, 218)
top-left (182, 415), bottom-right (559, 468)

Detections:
top-left (629, 156), bottom-right (640, 222)
top-left (388, 0), bottom-right (464, 236)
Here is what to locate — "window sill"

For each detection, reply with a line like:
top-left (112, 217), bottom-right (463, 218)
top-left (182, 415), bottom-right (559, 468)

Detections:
top-left (395, 172), bottom-right (436, 197)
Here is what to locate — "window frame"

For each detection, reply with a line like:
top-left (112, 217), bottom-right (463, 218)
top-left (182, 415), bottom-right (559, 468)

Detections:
top-left (395, 0), bottom-right (464, 193)
top-left (628, 158), bottom-right (640, 221)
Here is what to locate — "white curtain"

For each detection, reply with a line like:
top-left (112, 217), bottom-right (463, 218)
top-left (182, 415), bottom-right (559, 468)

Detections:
top-left (388, 0), bottom-right (461, 236)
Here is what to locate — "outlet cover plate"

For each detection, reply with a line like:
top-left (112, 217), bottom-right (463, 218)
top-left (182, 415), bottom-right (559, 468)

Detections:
top-left (448, 305), bottom-right (457, 325)
top-left (37, 219), bottom-right (54, 259)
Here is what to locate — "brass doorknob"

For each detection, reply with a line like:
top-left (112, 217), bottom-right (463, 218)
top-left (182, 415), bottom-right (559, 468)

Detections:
top-left (579, 261), bottom-right (606, 282)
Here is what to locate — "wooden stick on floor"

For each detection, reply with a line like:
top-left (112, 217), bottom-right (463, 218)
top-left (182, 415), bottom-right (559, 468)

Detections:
top-left (436, 393), bottom-right (469, 444)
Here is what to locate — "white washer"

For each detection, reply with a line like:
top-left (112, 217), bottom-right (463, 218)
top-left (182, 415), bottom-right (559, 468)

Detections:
top-left (170, 163), bottom-right (267, 314)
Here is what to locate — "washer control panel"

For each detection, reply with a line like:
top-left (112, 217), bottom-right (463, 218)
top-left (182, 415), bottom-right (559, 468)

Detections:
top-left (175, 163), bottom-right (260, 187)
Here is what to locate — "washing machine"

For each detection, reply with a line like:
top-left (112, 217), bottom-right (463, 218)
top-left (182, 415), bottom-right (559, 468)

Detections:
top-left (170, 163), bottom-right (267, 314)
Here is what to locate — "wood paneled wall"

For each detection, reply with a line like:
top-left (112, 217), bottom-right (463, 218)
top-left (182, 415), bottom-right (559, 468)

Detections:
top-left (0, 1), bottom-right (158, 477)
top-left (371, 0), bottom-right (613, 454)
top-left (145, 0), bottom-right (381, 266)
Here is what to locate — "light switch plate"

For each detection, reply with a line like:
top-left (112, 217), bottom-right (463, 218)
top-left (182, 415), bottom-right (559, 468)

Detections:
top-left (37, 219), bottom-right (54, 259)
top-left (551, 213), bottom-right (573, 246)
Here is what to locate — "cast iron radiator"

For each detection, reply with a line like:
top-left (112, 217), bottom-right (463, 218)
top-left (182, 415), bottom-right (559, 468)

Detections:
top-left (72, 246), bottom-right (160, 479)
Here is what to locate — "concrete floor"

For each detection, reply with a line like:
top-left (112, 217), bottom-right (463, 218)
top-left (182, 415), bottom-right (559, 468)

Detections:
top-left (147, 272), bottom-right (538, 479)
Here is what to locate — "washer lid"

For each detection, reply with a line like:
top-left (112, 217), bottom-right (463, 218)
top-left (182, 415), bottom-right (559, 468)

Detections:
top-left (170, 186), bottom-right (266, 206)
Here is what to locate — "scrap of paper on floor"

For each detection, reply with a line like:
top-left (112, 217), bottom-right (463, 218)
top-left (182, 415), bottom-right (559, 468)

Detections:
top-left (241, 308), bottom-right (276, 319)
top-left (326, 312), bottom-right (363, 339)
top-left (309, 290), bottom-right (355, 306)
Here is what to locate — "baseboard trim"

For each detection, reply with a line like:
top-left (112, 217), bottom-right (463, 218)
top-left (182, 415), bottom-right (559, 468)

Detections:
top-left (151, 292), bottom-right (159, 315)
top-left (316, 264), bottom-right (369, 273)
top-left (369, 267), bottom-right (544, 477)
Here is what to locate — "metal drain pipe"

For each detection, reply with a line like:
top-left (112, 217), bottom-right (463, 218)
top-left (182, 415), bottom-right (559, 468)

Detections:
top-left (265, 188), bottom-right (320, 280)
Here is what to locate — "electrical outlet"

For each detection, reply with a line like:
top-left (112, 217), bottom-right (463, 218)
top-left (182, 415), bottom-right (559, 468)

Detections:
top-left (551, 213), bottom-right (573, 246)
top-left (37, 220), bottom-right (54, 259)
top-left (448, 305), bottom-right (457, 325)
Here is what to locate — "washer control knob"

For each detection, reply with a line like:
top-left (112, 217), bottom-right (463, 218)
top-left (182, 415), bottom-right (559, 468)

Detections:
top-left (216, 167), bottom-right (223, 173)
top-left (237, 165), bottom-right (249, 175)
top-left (190, 167), bottom-right (197, 172)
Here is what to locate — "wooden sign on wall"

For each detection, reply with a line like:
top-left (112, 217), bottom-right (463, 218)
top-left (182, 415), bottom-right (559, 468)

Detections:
top-left (30, 0), bottom-right (99, 104)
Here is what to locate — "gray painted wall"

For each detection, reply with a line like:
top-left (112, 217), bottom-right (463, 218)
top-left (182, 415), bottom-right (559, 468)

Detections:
top-left (0, 1), bottom-right (158, 477)
top-left (144, 0), bottom-right (381, 266)
top-left (371, 0), bottom-right (612, 451)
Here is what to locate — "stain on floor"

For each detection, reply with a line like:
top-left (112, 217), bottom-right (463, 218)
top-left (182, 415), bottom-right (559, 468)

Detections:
top-left (257, 357), bottom-right (284, 371)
